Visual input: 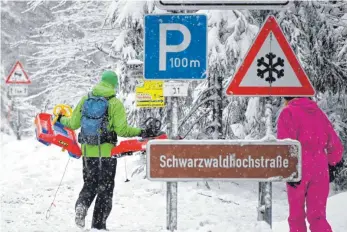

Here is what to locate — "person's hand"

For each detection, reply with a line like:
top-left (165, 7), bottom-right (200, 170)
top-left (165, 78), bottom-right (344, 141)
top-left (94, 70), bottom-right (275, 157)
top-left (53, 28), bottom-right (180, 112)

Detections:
top-left (287, 180), bottom-right (301, 188)
top-left (329, 159), bottom-right (344, 183)
top-left (139, 129), bottom-right (147, 138)
top-left (140, 128), bottom-right (155, 138)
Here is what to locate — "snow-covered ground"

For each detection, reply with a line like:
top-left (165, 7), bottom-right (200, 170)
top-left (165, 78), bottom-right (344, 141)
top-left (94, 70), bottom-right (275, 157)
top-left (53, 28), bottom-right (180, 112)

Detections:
top-left (273, 192), bottom-right (347, 232)
top-left (1, 135), bottom-right (346, 232)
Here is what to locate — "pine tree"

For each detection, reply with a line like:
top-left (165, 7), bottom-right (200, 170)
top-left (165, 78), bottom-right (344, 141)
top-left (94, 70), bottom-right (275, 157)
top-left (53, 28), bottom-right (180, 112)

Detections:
top-left (178, 10), bottom-right (259, 140)
top-left (276, 1), bottom-right (347, 190)
top-left (0, 66), bottom-right (13, 136)
top-left (104, 0), bottom-right (167, 178)
top-left (275, 1), bottom-right (347, 93)
top-left (104, 0), bottom-right (165, 128)
top-left (1, 0), bottom-right (51, 138)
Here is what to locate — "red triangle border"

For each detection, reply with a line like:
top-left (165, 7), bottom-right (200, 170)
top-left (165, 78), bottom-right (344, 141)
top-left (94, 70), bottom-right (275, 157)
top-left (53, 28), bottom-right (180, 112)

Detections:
top-left (226, 15), bottom-right (315, 96)
top-left (5, 61), bottom-right (31, 84)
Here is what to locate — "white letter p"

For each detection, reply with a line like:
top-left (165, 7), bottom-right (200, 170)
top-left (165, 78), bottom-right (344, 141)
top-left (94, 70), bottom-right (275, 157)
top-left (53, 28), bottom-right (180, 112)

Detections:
top-left (159, 23), bottom-right (191, 71)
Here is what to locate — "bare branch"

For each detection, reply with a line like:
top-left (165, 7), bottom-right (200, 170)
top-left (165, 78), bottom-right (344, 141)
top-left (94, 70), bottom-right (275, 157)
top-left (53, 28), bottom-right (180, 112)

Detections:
top-left (178, 95), bottom-right (217, 129)
top-left (95, 43), bottom-right (121, 60)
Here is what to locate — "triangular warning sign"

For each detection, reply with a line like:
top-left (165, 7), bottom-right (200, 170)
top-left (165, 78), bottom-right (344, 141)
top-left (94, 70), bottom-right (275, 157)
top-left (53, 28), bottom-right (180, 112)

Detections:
top-left (226, 16), bottom-right (315, 97)
top-left (5, 61), bottom-right (31, 84)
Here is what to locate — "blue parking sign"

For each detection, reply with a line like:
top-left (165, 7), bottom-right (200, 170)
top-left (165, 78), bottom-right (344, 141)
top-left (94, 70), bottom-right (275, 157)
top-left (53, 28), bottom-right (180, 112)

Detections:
top-left (144, 14), bottom-right (207, 80)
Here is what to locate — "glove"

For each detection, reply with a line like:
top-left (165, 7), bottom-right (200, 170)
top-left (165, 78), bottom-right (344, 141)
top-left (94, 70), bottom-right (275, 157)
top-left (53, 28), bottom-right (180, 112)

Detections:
top-left (287, 180), bottom-right (301, 188)
top-left (140, 128), bottom-right (155, 138)
top-left (329, 159), bottom-right (344, 183)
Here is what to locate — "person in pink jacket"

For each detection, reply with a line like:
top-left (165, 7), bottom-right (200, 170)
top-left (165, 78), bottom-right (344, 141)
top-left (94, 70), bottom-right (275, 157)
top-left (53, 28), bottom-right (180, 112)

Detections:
top-left (277, 97), bottom-right (344, 232)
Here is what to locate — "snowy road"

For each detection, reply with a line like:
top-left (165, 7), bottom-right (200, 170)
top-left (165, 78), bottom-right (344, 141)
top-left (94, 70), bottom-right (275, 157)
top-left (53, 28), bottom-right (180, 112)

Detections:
top-left (1, 135), bottom-right (346, 232)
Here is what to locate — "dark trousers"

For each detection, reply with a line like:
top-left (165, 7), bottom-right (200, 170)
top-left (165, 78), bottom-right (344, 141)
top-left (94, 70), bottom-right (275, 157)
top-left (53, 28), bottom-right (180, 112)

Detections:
top-left (75, 157), bottom-right (117, 230)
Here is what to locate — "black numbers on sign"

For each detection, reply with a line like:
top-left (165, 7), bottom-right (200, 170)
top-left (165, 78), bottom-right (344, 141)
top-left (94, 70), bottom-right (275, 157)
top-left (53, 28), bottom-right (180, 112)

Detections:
top-left (173, 87), bottom-right (180, 95)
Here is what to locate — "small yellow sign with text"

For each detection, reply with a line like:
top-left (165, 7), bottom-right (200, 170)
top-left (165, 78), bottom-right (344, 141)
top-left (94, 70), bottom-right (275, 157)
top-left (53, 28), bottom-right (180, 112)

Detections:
top-left (135, 79), bottom-right (165, 108)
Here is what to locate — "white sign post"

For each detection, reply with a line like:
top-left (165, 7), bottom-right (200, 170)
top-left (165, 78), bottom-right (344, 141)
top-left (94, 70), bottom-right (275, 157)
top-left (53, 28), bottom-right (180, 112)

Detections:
top-left (164, 82), bottom-right (189, 97)
top-left (127, 59), bottom-right (144, 79)
top-left (8, 85), bottom-right (28, 97)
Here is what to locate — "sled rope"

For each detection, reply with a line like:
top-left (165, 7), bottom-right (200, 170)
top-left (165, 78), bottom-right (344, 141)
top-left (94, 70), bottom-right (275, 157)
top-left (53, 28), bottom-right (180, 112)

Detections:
top-left (46, 157), bottom-right (71, 219)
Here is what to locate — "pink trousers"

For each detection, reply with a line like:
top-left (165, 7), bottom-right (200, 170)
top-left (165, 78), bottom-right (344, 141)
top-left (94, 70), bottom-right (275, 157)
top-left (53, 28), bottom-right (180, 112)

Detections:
top-left (286, 166), bottom-right (332, 232)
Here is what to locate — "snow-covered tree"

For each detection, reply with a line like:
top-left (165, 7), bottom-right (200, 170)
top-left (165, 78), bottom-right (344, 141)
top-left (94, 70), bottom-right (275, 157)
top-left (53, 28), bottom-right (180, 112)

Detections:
top-left (0, 66), bottom-right (13, 136)
top-left (256, 3), bottom-right (347, 191)
top-left (21, 1), bottom-right (118, 110)
top-left (104, 0), bottom-right (163, 128)
top-left (178, 10), bottom-right (259, 140)
top-left (1, 1), bottom-right (46, 138)
top-left (274, 1), bottom-right (347, 190)
top-left (317, 91), bottom-right (347, 191)
top-left (274, 1), bottom-right (347, 93)
top-left (5, 0), bottom-right (346, 191)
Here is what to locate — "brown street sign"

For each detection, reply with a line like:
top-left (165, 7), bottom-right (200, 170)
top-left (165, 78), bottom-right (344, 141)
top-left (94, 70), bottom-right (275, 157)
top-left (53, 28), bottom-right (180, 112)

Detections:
top-left (147, 140), bottom-right (301, 182)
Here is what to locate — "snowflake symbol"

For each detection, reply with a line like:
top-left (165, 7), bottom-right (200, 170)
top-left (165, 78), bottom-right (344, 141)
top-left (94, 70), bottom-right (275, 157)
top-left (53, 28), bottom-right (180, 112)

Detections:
top-left (257, 52), bottom-right (284, 84)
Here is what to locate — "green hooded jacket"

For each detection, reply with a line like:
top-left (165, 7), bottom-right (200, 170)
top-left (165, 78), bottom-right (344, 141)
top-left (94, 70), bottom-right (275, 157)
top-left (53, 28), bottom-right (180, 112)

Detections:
top-left (60, 81), bottom-right (142, 157)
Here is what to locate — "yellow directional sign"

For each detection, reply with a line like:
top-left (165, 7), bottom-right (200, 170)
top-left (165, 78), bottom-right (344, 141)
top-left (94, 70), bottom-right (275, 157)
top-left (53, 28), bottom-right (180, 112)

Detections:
top-left (135, 79), bottom-right (165, 108)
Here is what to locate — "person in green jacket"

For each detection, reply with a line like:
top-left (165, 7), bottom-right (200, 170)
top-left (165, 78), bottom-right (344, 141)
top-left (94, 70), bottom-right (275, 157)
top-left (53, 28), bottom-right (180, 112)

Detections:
top-left (58, 70), bottom-right (152, 230)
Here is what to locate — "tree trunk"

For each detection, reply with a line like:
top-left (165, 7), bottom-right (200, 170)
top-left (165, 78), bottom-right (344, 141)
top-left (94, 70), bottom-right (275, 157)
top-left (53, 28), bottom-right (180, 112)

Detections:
top-left (212, 74), bottom-right (223, 139)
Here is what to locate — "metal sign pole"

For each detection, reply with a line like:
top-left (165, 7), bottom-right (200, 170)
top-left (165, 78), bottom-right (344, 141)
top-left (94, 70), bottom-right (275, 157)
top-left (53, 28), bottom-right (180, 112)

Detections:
top-left (167, 97), bottom-right (178, 231)
top-left (11, 97), bottom-right (22, 140)
top-left (17, 105), bottom-right (21, 140)
top-left (166, 96), bottom-right (172, 230)
top-left (257, 98), bottom-right (273, 227)
top-left (144, 12), bottom-right (205, 232)
top-left (167, 181), bottom-right (178, 231)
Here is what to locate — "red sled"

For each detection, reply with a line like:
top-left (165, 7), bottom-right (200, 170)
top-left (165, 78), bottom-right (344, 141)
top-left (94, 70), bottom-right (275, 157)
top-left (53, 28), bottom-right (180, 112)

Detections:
top-left (34, 113), bottom-right (82, 159)
top-left (111, 133), bottom-right (168, 158)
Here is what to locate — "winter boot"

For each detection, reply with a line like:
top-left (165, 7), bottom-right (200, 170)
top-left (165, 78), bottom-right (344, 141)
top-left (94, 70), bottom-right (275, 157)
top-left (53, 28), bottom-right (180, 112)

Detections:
top-left (75, 204), bottom-right (87, 228)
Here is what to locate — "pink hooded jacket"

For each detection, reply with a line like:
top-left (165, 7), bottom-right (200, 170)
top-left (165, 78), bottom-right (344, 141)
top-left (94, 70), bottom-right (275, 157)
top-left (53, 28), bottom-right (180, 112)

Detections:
top-left (277, 98), bottom-right (343, 173)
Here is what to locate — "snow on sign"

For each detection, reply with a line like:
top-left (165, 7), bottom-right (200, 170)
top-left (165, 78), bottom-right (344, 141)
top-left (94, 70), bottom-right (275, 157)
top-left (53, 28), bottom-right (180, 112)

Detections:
top-left (147, 140), bottom-right (302, 181)
top-left (226, 16), bottom-right (315, 97)
top-left (5, 61), bottom-right (31, 84)
top-left (156, 0), bottom-right (289, 10)
top-left (144, 14), bottom-right (207, 80)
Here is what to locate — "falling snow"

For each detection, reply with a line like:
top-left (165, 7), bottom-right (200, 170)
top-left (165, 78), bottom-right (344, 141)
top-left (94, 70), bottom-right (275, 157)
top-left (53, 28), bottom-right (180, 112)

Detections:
top-left (1, 1), bottom-right (347, 232)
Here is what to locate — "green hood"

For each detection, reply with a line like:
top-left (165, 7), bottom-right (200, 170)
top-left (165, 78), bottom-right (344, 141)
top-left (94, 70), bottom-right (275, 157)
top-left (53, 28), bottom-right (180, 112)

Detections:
top-left (92, 81), bottom-right (115, 98)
